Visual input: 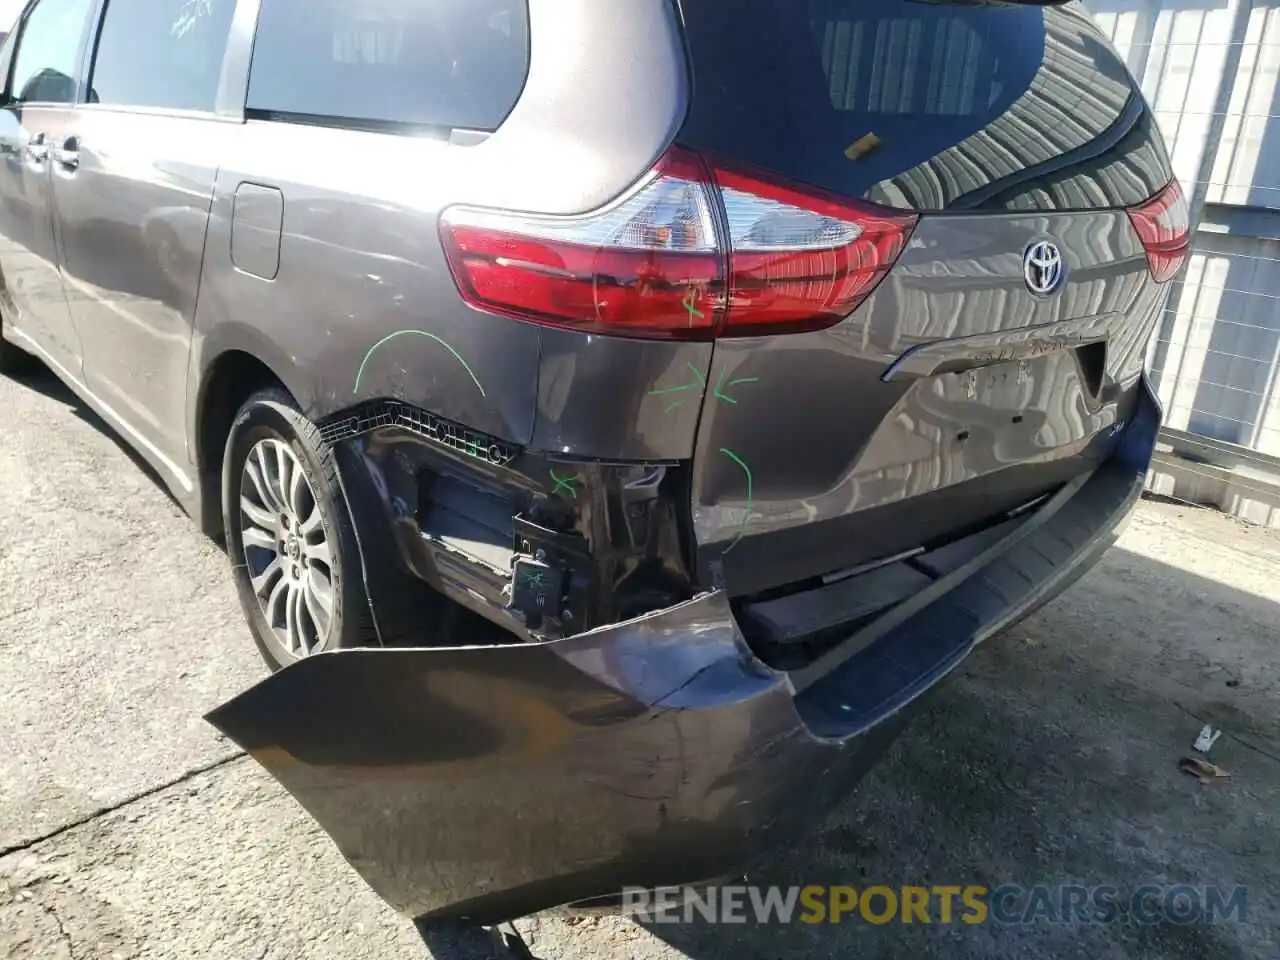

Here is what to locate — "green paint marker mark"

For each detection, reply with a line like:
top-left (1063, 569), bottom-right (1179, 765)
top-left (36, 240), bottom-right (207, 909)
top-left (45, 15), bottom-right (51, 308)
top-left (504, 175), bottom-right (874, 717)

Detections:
top-left (522, 570), bottom-right (548, 588)
top-left (549, 468), bottom-right (582, 500)
top-left (682, 287), bottom-right (705, 328)
top-left (713, 369), bottom-right (759, 405)
top-left (718, 447), bottom-right (754, 554)
top-left (353, 330), bottom-right (487, 397)
top-left (649, 364), bottom-right (757, 407)
top-left (647, 363), bottom-right (707, 398)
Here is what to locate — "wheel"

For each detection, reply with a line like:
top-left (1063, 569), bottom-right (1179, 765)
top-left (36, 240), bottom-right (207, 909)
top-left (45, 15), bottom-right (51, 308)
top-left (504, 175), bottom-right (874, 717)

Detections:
top-left (222, 387), bottom-right (376, 671)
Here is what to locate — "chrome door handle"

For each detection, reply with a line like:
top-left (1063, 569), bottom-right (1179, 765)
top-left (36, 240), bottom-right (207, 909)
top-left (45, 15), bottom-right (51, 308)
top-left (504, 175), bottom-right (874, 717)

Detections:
top-left (53, 147), bottom-right (79, 170)
top-left (25, 135), bottom-right (48, 163)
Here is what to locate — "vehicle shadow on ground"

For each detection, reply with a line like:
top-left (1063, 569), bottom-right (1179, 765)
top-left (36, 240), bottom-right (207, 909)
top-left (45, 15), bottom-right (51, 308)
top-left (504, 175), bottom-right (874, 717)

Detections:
top-left (7, 358), bottom-right (183, 515)
top-left (422, 535), bottom-right (1276, 960)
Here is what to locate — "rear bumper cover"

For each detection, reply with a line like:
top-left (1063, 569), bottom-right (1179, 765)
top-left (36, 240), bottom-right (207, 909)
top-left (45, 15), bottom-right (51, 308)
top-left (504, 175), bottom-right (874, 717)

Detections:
top-left (207, 379), bottom-right (1161, 925)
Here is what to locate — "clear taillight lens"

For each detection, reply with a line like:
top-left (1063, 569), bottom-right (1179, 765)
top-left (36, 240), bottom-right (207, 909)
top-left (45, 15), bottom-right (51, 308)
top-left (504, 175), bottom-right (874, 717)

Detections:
top-left (1127, 179), bottom-right (1190, 283)
top-left (440, 148), bottom-right (725, 339)
top-left (439, 146), bottom-right (917, 340)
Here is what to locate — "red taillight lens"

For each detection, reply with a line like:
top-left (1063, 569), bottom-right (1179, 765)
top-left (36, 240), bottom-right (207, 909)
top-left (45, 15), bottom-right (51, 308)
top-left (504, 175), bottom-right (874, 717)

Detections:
top-left (439, 146), bottom-right (916, 339)
top-left (1127, 179), bottom-right (1190, 283)
top-left (440, 148), bottom-right (725, 339)
top-left (712, 164), bottom-right (918, 335)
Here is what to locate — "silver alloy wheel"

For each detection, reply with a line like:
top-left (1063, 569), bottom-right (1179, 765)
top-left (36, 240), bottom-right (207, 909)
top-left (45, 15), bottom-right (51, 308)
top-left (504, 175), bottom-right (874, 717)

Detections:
top-left (239, 438), bottom-right (334, 658)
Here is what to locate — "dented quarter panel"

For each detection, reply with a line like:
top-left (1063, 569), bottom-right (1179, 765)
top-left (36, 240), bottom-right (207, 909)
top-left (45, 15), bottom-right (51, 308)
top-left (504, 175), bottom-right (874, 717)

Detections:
top-left (532, 329), bottom-right (713, 461)
top-left (191, 0), bottom-right (689, 448)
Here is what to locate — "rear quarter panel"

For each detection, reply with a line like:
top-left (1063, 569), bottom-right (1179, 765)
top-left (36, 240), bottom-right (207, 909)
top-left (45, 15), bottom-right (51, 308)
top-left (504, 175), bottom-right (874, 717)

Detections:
top-left (191, 0), bottom-right (702, 458)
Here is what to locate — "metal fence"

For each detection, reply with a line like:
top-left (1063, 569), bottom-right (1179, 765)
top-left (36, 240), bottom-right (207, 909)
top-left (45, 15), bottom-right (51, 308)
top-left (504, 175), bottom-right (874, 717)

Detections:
top-left (1090, 0), bottom-right (1280, 457)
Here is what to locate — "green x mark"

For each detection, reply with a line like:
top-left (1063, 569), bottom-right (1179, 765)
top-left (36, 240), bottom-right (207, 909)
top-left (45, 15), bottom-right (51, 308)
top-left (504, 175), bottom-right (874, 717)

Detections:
top-left (549, 469), bottom-right (583, 500)
top-left (521, 570), bottom-right (548, 588)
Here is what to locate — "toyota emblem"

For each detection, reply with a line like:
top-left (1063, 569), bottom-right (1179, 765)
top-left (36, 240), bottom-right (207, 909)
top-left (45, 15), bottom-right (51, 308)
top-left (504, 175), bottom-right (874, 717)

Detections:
top-left (1023, 240), bottom-right (1065, 297)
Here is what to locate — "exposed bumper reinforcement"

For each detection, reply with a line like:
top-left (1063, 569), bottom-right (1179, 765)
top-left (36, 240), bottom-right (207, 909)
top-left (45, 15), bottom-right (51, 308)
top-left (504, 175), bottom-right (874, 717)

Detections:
top-left (206, 380), bottom-right (1161, 925)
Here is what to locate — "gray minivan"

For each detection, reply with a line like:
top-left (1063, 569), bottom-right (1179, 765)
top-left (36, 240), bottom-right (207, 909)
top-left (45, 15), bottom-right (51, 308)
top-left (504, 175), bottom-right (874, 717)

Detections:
top-left (0, 0), bottom-right (1184, 926)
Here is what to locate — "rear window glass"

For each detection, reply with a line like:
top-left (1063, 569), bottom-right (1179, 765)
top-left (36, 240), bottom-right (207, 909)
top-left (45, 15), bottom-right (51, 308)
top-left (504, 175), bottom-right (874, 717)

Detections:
top-left (677, 0), bottom-right (1172, 212)
top-left (247, 0), bottom-right (529, 132)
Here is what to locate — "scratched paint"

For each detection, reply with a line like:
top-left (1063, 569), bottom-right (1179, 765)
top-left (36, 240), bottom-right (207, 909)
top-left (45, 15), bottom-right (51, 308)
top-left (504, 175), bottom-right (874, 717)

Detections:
top-left (353, 330), bottom-right (487, 397)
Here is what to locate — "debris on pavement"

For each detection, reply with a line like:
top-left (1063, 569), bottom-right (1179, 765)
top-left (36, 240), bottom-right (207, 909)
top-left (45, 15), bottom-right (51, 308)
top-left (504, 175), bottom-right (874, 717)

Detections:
top-left (1193, 724), bottom-right (1223, 753)
top-left (1179, 756), bottom-right (1230, 784)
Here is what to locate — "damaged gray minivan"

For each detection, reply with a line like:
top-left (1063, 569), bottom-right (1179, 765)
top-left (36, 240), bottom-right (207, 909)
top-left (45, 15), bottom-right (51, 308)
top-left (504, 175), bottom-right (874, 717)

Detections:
top-left (0, 0), bottom-right (1183, 926)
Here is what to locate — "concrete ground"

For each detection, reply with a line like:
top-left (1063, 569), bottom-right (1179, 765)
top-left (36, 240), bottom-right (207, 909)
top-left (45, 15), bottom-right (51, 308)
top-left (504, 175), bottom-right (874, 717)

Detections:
top-left (1, 361), bottom-right (1276, 960)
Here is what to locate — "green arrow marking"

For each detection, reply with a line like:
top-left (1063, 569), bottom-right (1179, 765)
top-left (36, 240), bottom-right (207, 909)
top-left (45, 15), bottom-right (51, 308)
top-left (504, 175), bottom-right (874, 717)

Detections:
top-left (713, 368), bottom-right (759, 405)
top-left (648, 363), bottom-right (708, 399)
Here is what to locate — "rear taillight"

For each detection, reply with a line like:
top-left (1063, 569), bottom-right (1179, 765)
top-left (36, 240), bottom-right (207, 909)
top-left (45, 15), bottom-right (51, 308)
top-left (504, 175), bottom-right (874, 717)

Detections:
top-left (712, 164), bottom-right (917, 335)
top-left (1127, 179), bottom-right (1190, 284)
top-left (439, 146), bottom-right (916, 340)
top-left (440, 148), bottom-right (725, 339)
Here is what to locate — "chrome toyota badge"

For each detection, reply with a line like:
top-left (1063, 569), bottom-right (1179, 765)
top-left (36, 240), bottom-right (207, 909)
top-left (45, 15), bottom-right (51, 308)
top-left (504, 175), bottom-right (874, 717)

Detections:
top-left (1023, 240), bottom-right (1065, 297)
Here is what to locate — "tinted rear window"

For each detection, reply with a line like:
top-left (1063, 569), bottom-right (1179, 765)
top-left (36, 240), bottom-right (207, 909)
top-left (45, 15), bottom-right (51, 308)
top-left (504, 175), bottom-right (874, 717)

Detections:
top-left (247, 0), bottom-right (529, 132)
top-left (677, 0), bottom-right (1172, 212)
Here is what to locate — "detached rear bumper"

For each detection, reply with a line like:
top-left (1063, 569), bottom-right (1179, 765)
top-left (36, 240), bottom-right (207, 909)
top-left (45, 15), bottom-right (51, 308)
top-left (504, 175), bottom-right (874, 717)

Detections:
top-left (207, 381), bottom-right (1161, 925)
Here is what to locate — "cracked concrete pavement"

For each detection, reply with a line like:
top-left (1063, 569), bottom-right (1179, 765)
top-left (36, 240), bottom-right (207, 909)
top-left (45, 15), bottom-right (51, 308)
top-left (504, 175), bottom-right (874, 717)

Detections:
top-left (1, 362), bottom-right (1277, 959)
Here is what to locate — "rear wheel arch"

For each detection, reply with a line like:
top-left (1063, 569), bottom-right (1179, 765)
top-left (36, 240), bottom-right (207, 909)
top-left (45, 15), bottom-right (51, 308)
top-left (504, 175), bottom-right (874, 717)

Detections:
top-left (195, 349), bottom-right (292, 539)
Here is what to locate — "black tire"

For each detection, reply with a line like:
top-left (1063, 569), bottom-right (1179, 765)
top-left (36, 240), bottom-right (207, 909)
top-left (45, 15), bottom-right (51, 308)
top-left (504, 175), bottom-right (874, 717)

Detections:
top-left (222, 387), bottom-right (377, 671)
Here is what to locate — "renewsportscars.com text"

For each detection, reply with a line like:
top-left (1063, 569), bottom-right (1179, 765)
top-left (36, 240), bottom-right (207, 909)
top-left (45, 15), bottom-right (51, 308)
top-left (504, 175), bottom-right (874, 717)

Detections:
top-left (622, 884), bottom-right (1247, 926)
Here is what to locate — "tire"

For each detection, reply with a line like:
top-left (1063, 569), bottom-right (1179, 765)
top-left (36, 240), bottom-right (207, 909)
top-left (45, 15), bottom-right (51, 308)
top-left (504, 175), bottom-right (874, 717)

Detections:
top-left (222, 387), bottom-right (377, 671)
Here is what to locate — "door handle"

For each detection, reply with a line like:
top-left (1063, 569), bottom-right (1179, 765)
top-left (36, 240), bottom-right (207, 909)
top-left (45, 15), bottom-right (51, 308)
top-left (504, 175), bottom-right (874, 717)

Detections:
top-left (25, 133), bottom-right (48, 164)
top-left (53, 136), bottom-right (79, 171)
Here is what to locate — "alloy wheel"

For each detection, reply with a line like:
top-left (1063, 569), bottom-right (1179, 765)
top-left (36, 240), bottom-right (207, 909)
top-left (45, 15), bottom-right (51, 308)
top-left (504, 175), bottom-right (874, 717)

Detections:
top-left (239, 438), bottom-right (334, 658)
